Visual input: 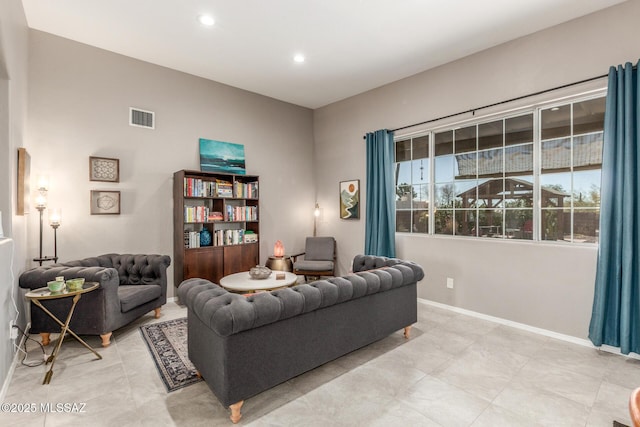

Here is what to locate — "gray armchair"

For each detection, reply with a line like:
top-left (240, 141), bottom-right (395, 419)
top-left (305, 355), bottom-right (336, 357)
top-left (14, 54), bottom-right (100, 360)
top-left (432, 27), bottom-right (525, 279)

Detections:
top-left (291, 237), bottom-right (336, 281)
top-left (19, 253), bottom-right (171, 347)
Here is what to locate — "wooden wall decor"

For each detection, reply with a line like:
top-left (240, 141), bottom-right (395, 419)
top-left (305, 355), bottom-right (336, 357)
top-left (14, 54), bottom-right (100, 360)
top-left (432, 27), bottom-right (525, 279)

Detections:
top-left (17, 147), bottom-right (30, 215)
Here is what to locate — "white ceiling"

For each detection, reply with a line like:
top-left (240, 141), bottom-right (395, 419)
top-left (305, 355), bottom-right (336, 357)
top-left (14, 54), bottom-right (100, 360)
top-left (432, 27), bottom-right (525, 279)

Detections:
top-left (21, 0), bottom-right (626, 109)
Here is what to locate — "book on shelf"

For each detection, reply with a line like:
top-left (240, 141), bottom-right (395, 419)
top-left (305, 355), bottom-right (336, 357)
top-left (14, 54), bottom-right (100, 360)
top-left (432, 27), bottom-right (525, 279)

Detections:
top-left (244, 232), bottom-right (258, 243)
top-left (184, 206), bottom-right (209, 223)
top-left (208, 211), bottom-right (223, 221)
top-left (214, 229), bottom-right (246, 246)
top-left (224, 205), bottom-right (258, 221)
top-left (183, 178), bottom-right (216, 197)
top-left (185, 231), bottom-right (201, 248)
top-left (234, 181), bottom-right (259, 198)
top-left (215, 179), bottom-right (233, 198)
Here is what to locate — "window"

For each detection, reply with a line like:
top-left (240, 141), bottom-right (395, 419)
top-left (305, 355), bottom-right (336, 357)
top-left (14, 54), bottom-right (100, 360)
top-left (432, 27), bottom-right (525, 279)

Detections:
top-left (394, 93), bottom-right (605, 243)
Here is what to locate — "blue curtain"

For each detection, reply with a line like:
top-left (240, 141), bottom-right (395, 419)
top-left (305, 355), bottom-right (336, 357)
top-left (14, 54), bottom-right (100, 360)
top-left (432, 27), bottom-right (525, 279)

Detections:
top-left (365, 129), bottom-right (396, 257)
top-left (589, 60), bottom-right (640, 355)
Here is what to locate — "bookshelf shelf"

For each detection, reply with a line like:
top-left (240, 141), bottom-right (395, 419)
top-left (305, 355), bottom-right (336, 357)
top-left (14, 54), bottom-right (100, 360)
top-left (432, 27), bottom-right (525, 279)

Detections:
top-left (173, 169), bottom-right (260, 287)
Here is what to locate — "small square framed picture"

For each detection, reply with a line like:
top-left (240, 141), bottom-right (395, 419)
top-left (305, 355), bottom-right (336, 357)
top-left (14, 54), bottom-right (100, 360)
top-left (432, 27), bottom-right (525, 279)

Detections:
top-left (89, 156), bottom-right (119, 182)
top-left (90, 190), bottom-right (121, 215)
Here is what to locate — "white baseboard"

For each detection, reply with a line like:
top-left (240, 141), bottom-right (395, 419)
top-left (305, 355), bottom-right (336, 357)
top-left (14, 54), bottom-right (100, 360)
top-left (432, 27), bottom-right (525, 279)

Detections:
top-left (0, 321), bottom-right (31, 403)
top-left (417, 298), bottom-right (640, 360)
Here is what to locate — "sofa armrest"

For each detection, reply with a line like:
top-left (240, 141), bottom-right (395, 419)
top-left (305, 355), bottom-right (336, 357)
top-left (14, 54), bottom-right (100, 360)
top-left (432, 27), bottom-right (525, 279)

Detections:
top-left (19, 265), bottom-right (119, 291)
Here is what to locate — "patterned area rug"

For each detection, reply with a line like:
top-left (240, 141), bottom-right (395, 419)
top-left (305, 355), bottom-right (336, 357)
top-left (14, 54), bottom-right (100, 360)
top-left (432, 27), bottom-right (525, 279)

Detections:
top-left (140, 317), bottom-right (202, 392)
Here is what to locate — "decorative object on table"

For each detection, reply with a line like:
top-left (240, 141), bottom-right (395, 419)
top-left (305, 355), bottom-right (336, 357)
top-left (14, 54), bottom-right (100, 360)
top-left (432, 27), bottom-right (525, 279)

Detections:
top-left (90, 190), bottom-right (120, 215)
top-left (33, 175), bottom-right (58, 266)
top-left (199, 138), bottom-right (246, 175)
top-left (17, 147), bottom-right (30, 216)
top-left (199, 227), bottom-right (212, 246)
top-left (47, 280), bottom-right (65, 293)
top-left (339, 179), bottom-right (360, 219)
top-left (275, 273), bottom-right (285, 280)
top-left (273, 240), bottom-right (285, 257)
top-left (65, 277), bottom-right (85, 292)
top-left (140, 318), bottom-right (202, 392)
top-left (24, 282), bottom-right (102, 384)
top-left (313, 203), bottom-right (321, 236)
top-left (265, 255), bottom-right (293, 272)
top-left (249, 265), bottom-right (271, 280)
top-left (89, 156), bottom-right (119, 182)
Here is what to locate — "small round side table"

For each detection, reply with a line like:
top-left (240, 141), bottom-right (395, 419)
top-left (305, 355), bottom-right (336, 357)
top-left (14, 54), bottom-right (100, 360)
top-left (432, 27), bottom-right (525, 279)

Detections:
top-left (265, 256), bottom-right (293, 272)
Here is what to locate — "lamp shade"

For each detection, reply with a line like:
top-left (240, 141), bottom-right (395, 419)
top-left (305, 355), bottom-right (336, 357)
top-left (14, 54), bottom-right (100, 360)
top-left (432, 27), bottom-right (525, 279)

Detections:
top-left (35, 193), bottom-right (47, 209)
top-left (49, 208), bottom-right (61, 227)
top-left (36, 174), bottom-right (49, 192)
top-left (274, 240), bottom-right (285, 257)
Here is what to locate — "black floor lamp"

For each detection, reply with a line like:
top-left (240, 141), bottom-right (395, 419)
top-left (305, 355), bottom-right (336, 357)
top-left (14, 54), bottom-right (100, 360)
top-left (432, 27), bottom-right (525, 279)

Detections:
top-left (33, 175), bottom-right (59, 266)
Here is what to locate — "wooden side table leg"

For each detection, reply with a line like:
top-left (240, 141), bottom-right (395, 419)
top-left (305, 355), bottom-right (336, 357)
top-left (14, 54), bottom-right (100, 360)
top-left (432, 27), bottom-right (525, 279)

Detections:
top-left (40, 333), bottom-right (51, 346)
top-left (229, 401), bottom-right (244, 424)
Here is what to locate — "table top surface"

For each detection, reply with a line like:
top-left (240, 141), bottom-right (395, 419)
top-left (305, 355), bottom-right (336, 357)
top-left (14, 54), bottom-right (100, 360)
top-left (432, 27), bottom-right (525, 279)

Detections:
top-left (219, 271), bottom-right (298, 292)
top-left (25, 282), bottom-right (100, 300)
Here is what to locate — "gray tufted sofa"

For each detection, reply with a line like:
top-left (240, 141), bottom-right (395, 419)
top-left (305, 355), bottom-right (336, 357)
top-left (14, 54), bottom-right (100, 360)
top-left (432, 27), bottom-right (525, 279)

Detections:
top-left (19, 253), bottom-right (171, 347)
top-left (178, 254), bottom-right (424, 423)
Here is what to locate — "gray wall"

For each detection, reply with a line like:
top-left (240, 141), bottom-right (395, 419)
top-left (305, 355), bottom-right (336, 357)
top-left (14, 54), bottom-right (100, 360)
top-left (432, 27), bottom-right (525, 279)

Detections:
top-left (0, 0), bottom-right (29, 398)
top-left (27, 31), bottom-right (316, 298)
top-left (313, 0), bottom-right (640, 339)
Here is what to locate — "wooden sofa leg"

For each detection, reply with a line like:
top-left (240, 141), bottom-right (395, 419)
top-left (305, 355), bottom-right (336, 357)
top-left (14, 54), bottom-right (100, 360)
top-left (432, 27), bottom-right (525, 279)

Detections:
top-left (229, 401), bottom-right (244, 424)
top-left (40, 333), bottom-right (50, 346)
top-left (404, 326), bottom-right (412, 339)
top-left (100, 332), bottom-right (112, 347)
top-left (154, 307), bottom-right (161, 319)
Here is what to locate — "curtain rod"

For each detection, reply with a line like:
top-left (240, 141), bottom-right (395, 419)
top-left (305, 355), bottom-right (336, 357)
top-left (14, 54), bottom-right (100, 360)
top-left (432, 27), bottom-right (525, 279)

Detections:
top-left (362, 71), bottom-right (615, 139)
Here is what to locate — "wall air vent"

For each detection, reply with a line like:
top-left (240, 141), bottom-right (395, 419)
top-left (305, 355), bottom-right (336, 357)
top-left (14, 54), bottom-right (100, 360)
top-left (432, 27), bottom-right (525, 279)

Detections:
top-left (129, 107), bottom-right (155, 129)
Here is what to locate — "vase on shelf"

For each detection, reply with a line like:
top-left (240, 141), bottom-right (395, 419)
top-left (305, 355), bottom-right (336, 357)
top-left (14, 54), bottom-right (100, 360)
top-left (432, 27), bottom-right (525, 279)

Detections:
top-left (200, 228), bottom-right (212, 246)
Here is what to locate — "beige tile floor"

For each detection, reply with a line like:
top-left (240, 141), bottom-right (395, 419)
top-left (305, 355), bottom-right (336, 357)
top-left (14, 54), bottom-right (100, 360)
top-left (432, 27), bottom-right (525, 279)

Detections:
top-left (0, 301), bottom-right (638, 426)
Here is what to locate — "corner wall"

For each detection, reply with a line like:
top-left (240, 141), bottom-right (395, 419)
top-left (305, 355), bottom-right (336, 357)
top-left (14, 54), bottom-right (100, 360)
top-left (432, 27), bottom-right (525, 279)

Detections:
top-left (0, 0), bottom-right (29, 399)
top-left (27, 31), bottom-right (316, 298)
top-left (313, 0), bottom-right (640, 339)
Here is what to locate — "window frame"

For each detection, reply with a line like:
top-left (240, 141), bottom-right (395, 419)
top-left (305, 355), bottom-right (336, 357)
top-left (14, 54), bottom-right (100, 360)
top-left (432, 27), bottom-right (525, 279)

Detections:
top-left (394, 89), bottom-right (606, 245)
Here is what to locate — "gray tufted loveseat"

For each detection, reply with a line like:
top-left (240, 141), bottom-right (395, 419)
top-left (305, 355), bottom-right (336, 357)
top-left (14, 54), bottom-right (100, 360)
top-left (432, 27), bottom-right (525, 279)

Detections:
top-left (19, 253), bottom-right (171, 347)
top-left (178, 254), bottom-right (424, 423)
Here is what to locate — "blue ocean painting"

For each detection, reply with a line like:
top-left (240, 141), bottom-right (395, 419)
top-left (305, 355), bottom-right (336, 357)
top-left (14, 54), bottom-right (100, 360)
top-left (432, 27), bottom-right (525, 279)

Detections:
top-left (199, 138), bottom-right (246, 175)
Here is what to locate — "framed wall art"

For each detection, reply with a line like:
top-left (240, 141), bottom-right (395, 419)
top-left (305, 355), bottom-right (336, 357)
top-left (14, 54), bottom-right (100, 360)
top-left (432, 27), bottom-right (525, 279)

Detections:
top-left (199, 138), bottom-right (246, 175)
top-left (90, 156), bottom-right (120, 182)
top-left (339, 179), bottom-right (360, 220)
top-left (17, 148), bottom-right (31, 215)
top-left (90, 190), bottom-right (121, 215)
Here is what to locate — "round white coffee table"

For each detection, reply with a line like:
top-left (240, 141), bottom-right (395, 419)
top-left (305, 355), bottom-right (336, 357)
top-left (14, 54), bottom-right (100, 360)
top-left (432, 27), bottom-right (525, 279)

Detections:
top-left (219, 271), bottom-right (299, 293)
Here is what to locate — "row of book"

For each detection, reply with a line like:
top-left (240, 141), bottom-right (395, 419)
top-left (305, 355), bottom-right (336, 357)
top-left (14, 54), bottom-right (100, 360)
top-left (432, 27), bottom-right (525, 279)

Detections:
top-left (184, 206), bottom-right (210, 223)
top-left (184, 231), bottom-right (202, 248)
top-left (184, 230), bottom-right (258, 248)
top-left (226, 205), bottom-right (258, 222)
top-left (184, 206), bottom-right (257, 223)
top-left (234, 181), bottom-right (258, 199)
top-left (183, 178), bottom-right (258, 199)
top-left (214, 229), bottom-right (255, 246)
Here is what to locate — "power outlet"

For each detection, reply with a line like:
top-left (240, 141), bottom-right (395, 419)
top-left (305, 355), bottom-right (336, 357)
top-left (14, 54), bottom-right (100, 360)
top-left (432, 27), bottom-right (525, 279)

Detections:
top-left (9, 320), bottom-right (17, 339)
top-left (446, 277), bottom-right (454, 289)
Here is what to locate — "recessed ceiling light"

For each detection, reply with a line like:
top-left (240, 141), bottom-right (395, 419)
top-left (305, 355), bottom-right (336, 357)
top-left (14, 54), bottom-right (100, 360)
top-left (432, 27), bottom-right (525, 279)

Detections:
top-left (293, 54), bottom-right (305, 63)
top-left (198, 14), bottom-right (215, 26)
